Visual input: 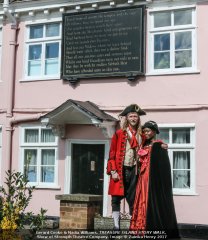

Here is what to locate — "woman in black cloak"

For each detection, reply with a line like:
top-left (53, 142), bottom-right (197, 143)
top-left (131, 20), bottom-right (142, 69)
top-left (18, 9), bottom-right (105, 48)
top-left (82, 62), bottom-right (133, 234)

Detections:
top-left (130, 121), bottom-right (180, 239)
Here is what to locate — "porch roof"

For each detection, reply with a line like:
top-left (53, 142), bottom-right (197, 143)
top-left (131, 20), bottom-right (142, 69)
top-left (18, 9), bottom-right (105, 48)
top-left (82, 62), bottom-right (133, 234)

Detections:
top-left (40, 99), bottom-right (117, 126)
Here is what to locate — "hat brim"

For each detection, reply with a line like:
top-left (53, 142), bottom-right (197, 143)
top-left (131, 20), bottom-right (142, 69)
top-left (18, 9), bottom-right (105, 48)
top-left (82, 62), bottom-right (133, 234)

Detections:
top-left (119, 108), bottom-right (146, 116)
top-left (142, 125), bottom-right (160, 134)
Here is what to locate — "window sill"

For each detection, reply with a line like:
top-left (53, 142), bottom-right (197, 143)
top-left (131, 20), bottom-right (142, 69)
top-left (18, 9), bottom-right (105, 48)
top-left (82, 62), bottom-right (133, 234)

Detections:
top-left (146, 69), bottom-right (200, 76)
top-left (20, 77), bottom-right (61, 82)
top-left (29, 185), bottom-right (61, 190)
top-left (1, 185), bottom-right (61, 190)
top-left (173, 191), bottom-right (198, 196)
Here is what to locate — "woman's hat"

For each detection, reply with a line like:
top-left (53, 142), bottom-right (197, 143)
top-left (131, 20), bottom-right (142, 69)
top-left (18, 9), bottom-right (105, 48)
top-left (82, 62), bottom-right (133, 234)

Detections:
top-left (142, 121), bottom-right (160, 134)
top-left (119, 104), bottom-right (146, 116)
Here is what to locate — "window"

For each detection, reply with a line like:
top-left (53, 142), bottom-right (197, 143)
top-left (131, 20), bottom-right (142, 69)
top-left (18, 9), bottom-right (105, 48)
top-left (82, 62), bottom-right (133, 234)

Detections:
top-left (149, 8), bottom-right (196, 74)
top-left (26, 23), bottom-right (61, 80)
top-left (21, 126), bottom-right (58, 187)
top-left (158, 124), bottom-right (195, 194)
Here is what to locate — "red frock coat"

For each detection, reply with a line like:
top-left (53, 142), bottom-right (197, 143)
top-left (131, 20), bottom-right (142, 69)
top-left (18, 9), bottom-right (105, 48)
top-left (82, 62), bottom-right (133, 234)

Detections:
top-left (107, 129), bottom-right (141, 196)
top-left (107, 129), bottom-right (128, 196)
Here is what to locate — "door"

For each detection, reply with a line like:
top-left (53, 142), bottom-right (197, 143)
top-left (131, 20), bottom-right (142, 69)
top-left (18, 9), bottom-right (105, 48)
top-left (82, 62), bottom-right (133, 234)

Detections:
top-left (71, 144), bottom-right (105, 195)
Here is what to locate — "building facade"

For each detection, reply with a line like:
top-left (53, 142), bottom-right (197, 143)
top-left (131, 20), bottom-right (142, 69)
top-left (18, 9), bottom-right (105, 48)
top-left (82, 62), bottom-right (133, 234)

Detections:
top-left (0, 0), bottom-right (208, 225)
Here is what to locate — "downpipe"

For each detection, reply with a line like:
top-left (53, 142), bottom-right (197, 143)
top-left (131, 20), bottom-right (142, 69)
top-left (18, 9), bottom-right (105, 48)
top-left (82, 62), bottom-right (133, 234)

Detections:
top-left (3, 0), bottom-right (18, 171)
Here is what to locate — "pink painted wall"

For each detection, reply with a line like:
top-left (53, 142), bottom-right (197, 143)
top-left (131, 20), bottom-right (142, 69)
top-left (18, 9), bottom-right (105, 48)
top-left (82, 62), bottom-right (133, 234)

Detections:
top-left (13, 11), bottom-right (208, 111)
top-left (13, 6), bottom-right (208, 111)
top-left (0, 2), bottom-right (208, 224)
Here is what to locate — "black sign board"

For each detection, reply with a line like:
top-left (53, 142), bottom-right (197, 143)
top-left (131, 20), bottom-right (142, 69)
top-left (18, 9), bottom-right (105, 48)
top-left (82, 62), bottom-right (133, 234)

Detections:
top-left (62, 6), bottom-right (145, 84)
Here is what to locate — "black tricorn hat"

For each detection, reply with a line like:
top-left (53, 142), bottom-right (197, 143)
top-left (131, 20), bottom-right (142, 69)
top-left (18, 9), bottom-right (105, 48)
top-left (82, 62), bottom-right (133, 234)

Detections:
top-left (119, 104), bottom-right (146, 116)
top-left (142, 121), bottom-right (160, 134)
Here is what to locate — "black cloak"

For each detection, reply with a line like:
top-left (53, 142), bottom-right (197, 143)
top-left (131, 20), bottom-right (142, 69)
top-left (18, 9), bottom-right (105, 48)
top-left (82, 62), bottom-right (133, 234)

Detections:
top-left (146, 142), bottom-right (180, 239)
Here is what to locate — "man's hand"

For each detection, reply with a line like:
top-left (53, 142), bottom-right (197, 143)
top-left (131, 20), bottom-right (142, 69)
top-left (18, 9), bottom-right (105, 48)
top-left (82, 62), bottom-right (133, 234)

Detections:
top-left (161, 143), bottom-right (168, 150)
top-left (111, 171), bottom-right (120, 182)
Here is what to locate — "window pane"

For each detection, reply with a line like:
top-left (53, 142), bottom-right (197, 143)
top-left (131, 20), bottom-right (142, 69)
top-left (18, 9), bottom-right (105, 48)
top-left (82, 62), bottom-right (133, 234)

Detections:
top-left (41, 129), bottom-right (55, 142)
top-left (25, 166), bottom-right (37, 182)
top-left (175, 32), bottom-right (192, 50)
top-left (154, 34), bottom-right (170, 70)
top-left (41, 149), bottom-right (55, 165)
top-left (154, 12), bottom-right (171, 28)
top-left (172, 128), bottom-right (191, 143)
top-left (24, 129), bottom-right (39, 143)
top-left (173, 151), bottom-right (190, 188)
top-left (41, 149), bottom-right (55, 183)
top-left (24, 149), bottom-right (37, 182)
top-left (28, 45), bottom-right (41, 76)
top-left (30, 25), bottom-right (43, 39)
top-left (174, 9), bottom-right (192, 26)
top-left (175, 32), bottom-right (192, 68)
top-left (46, 43), bottom-right (59, 59)
top-left (158, 129), bottom-right (169, 143)
top-left (175, 50), bottom-right (192, 68)
top-left (154, 34), bottom-right (170, 51)
top-left (29, 45), bottom-right (42, 60)
top-left (41, 166), bottom-right (54, 182)
top-left (28, 61), bottom-right (41, 76)
top-left (45, 43), bottom-right (59, 75)
top-left (173, 170), bottom-right (190, 188)
top-left (45, 59), bottom-right (59, 75)
top-left (173, 151), bottom-right (190, 168)
top-left (46, 23), bottom-right (60, 37)
top-left (24, 149), bottom-right (37, 165)
top-left (154, 52), bottom-right (170, 69)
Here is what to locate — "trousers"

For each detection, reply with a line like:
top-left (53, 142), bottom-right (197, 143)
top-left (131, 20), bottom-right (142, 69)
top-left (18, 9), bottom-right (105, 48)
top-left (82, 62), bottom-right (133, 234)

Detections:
top-left (111, 165), bottom-right (137, 215)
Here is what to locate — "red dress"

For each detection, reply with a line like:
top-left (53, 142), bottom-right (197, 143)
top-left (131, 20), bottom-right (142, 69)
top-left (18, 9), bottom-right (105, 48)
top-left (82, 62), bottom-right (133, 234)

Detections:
top-left (130, 145), bottom-right (151, 231)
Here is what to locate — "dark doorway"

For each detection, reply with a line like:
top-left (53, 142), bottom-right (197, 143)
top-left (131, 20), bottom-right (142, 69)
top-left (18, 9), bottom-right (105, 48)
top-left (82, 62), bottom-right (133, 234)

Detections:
top-left (71, 144), bottom-right (105, 195)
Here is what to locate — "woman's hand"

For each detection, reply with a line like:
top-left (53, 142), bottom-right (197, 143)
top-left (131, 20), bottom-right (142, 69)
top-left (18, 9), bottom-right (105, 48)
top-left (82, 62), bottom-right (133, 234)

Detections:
top-left (161, 143), bottom-right (168, 149)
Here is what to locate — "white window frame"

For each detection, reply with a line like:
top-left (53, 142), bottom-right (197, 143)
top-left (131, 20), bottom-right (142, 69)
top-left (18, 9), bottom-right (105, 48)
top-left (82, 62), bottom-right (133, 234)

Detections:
top-left (20, 124), bottom-right (59, 188)
top-left (158, 123), bottom-right (196, 195)
top-left (147, 5), bottom-right (198, 75)
top-left (65, 139), bottom-right (110, 217)
top-left (24, 21), bottom-right (62, 81)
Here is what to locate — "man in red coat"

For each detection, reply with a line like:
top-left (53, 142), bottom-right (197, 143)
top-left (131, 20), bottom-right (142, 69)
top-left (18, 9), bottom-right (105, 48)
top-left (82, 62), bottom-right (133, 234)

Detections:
top-left (106, 104), bottom-right (146, 230)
